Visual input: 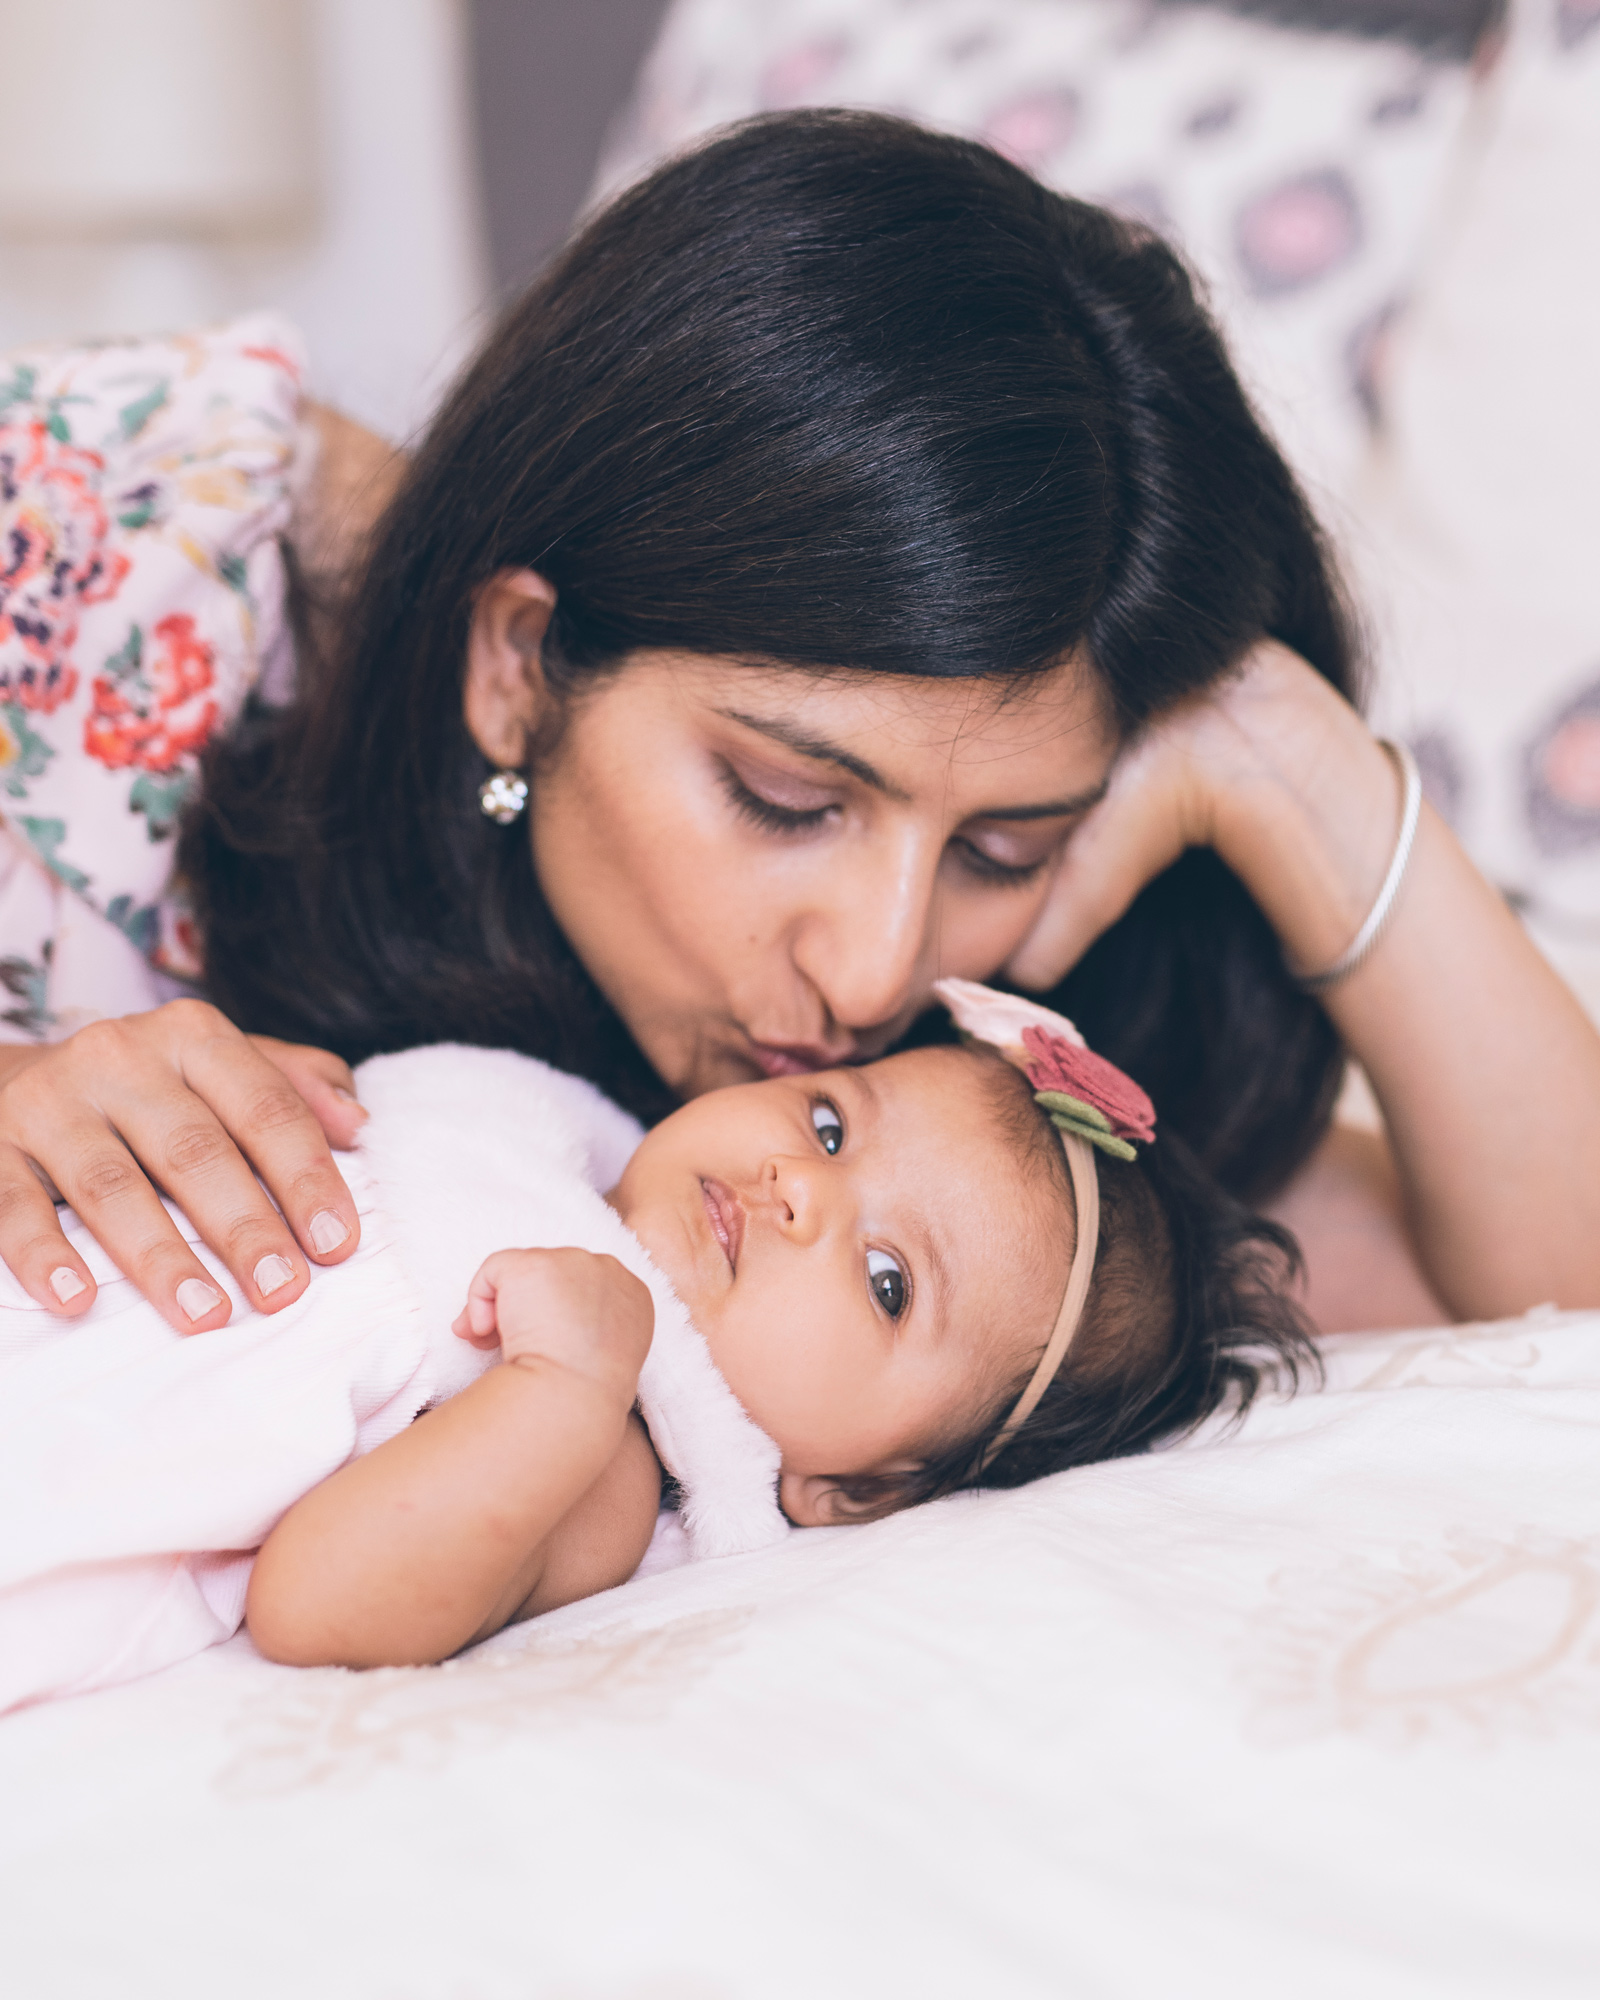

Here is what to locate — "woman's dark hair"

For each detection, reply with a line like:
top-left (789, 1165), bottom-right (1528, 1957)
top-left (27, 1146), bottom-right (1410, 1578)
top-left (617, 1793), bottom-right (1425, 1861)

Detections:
top-left (184, 109), bottom-right (1357, 1195)
top-left (832, 1055), bottom-right (1321, 1519)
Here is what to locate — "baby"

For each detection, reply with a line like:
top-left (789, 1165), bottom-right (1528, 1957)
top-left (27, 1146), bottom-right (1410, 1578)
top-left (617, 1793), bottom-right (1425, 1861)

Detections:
top-left (0, 981), bottom-right (1309, 1705)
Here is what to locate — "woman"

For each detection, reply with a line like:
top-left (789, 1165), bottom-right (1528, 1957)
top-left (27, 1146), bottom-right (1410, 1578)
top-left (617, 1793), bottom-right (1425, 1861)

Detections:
top-left (2, 113), bottom-right (1597, 1339)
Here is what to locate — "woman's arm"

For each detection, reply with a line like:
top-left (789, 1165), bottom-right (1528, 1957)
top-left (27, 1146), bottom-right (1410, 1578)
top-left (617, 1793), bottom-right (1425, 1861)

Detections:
top-left (246, 1248), bottom-right (660, 1669)
top-left (1263, 1124), bottom-right (1450, 1333)
top-left (287, 401), bottom-right (406, 589)
top-left (1008, 643), bottom-right (1600, 1323)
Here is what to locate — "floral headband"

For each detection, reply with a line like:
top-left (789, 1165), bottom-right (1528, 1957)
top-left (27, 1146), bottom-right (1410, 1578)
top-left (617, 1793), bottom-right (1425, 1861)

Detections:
top-left (932, 978), bottom-right (1157, 1466)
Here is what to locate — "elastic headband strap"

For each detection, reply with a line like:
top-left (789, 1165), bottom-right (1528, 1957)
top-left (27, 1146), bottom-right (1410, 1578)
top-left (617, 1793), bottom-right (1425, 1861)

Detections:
top-left (980, 1131), bottom-right (1100, 1469)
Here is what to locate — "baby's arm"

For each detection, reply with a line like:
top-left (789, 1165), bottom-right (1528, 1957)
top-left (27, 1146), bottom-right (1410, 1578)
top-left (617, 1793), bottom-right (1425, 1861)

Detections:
top-left (246, 1248), bottom-right (660, 1669)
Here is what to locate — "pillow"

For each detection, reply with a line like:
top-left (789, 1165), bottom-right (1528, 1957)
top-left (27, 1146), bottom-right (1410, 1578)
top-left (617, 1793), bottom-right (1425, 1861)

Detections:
top-left (1355, 0), bottom-right (1600, 1009)
top-left (595, 0), bottom-right (1477, 505)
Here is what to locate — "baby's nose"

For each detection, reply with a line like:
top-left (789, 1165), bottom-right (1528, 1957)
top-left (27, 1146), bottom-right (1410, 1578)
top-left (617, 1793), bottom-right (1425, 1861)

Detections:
top-left (760, 1156), bottom-right (826, 1241)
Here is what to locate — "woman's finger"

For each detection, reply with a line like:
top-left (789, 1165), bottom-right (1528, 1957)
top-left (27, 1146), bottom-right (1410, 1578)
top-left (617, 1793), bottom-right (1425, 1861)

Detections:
top-left (0, 1144), bottom-right (98, 1316)
top-left (250, 1036), bottom-right (369, 1150)
top-left (5, 1011), bottom-right (323, 1321)
top-left (14, 1111), bottom-right (236, 1335)
top-left (1004, 781), bottom-right (1187, 990)
top-left (174, 1016), bottom-right (361, 1270)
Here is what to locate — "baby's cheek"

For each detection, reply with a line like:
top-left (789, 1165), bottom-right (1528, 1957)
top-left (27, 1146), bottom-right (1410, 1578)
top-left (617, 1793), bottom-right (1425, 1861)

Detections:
top-left (701, 1284), bottom-right (820, 1448)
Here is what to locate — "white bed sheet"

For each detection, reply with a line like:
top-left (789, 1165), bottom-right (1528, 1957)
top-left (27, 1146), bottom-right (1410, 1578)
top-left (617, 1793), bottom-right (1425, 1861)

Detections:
top-left (2, 1307), bottom-right (1596, 2000)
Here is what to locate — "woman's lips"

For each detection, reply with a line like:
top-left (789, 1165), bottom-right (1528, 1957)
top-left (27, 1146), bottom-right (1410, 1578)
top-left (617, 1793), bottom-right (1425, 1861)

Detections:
top-left (747, 1039), bottom-right (853, 1079)
top-left (700, 1177), bottom-right (745, 1274)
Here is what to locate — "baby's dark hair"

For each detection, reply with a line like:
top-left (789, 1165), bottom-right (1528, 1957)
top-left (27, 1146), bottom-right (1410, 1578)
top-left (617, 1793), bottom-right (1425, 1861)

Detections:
top-left (837, 1054), bottom-right (1320, 1517)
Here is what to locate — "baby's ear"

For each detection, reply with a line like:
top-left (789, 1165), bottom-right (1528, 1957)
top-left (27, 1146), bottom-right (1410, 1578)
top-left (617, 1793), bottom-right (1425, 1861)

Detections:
top-left (778, 1464), bottom-right (921, 1527)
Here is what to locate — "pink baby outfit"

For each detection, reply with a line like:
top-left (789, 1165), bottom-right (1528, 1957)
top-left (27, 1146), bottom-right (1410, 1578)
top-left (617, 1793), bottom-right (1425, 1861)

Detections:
top-left (0, 1046), bottom-right (788, 1713)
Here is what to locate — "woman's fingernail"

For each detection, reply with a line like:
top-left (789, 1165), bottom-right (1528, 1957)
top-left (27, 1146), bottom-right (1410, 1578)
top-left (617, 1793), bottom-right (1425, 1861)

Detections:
top-left (254, 1253), bottom-right (296, 1297)
top-left (50, 1266), bottom-right (87, 1304)
top-left (308, 1209), bottom-right (349, 1255)
top-left (332, 1085), bottom-right (360, 1104)
top-left (177, 1277), bottom-right (225, 1322)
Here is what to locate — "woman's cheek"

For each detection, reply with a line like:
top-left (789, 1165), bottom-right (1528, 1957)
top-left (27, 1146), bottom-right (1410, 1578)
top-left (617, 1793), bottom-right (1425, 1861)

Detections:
top-left (936, 868), bottom-right (1061, 979)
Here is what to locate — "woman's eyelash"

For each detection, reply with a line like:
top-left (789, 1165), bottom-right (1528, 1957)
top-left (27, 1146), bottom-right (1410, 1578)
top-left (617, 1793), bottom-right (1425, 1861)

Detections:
top-left (721, 764), bottom-right (1053, 879)
top-left (953, 838), bottom-right (1050, 886)
top-left (720, 767), bottom-right (834, 834)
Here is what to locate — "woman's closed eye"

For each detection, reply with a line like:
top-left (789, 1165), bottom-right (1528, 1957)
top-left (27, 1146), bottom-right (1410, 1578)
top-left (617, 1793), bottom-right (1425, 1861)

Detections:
top-left (720, 762), bottom-right (840, 835)
top-left (950, 818), bottom-right (1076, 888)
top-left (866, 1248), bottom-right (907, 1319)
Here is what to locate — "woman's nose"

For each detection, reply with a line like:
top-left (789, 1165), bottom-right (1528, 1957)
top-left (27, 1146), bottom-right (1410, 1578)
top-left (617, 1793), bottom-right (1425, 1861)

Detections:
top-left (790, 824), bottom-right (938, 1035)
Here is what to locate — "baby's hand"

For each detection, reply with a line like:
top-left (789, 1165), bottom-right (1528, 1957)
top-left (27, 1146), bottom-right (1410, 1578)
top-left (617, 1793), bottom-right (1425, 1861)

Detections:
top-left (452, 1247), bottom-right (653, 1407)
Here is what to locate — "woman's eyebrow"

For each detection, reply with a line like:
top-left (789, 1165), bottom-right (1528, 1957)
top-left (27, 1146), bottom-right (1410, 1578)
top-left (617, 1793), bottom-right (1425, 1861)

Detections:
top-left (715, 708), bottom-right (1107, 818)
top-left (972, 787), bottom-right (1108, 822)
top-left (715, 707), bottom-right (910, 798)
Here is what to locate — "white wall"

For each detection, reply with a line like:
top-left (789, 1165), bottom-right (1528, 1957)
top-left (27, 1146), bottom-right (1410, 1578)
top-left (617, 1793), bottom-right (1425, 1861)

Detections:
top-left (0, 0), bottom-right (491, 443)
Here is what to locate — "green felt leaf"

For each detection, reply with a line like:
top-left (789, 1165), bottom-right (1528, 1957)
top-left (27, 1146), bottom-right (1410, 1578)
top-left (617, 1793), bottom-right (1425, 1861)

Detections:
top-left (1045, 1110), bottom-right (1137, 1162)
top-left (1035, 1089), bottom-right (1110, 1133)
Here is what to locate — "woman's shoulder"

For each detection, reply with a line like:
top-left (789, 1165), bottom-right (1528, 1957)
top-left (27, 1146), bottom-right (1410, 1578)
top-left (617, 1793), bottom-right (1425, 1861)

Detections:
top-left (0, 314), bottom-right (312, 994)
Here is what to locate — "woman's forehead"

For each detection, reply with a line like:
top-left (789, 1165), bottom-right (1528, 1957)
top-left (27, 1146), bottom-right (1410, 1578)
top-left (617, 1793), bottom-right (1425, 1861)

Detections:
top-left (636, 650), bottom-right (1117, 795)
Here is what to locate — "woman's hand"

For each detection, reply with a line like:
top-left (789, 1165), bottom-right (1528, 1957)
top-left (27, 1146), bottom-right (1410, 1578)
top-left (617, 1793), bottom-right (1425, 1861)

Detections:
top-left (453, 1246), bottom-right (654, 1409)
top-left (0, 1000), bottom-right (363, 1332)
top-left (1005, 641), bottom-right (1399, 992)
top-left (1007, 639), bottom-right (1600, 1321)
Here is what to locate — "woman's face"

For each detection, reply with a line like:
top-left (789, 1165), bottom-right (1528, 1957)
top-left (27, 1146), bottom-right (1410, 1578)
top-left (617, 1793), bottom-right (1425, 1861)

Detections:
top-left (529, 650), bottom-right (1116, 1100)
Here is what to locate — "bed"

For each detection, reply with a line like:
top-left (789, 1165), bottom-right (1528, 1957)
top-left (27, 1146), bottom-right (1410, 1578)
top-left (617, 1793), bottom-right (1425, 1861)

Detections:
top-left (5, 4), bottom-right (1598, 1991)
top-left (3, 1305), bottom-right (1596, 1997)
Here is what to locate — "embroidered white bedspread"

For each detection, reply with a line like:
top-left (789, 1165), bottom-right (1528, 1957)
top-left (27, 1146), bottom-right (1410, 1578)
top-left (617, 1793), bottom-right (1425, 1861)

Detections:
top-left (1, 1304), bottom-right (1595, 1997)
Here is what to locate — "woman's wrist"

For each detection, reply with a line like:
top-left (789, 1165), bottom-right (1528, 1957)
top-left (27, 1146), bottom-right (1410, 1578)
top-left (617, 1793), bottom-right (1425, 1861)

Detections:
top-left (1203, 648), bottom-right (1404, 979)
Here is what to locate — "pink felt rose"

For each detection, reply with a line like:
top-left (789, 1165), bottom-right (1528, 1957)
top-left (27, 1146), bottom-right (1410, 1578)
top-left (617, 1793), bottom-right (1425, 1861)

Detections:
top-left (1020, 1025), bottom-right (1156, 1146)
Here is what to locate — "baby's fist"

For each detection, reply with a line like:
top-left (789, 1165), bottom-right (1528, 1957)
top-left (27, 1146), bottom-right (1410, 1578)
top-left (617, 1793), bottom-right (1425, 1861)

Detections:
top-left (452, 1247), bottom-right (653, 1406)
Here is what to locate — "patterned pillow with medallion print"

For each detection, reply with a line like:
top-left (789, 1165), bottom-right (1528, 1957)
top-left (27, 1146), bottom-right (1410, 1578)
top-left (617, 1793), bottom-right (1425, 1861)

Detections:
top-left (605, 0), bottom-right (1600, 1019)
top-left (595, 0), bottom-right (1480, 509)
top-left (1356, 0), bottom-right (1600, 1015)
top-left (0, 316), bottom-right (304, 1041)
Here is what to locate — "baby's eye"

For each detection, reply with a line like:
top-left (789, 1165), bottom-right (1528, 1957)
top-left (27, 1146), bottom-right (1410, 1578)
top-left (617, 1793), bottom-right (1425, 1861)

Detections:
top-left (866, 1249), bottom-right (906, 1319)
top-left (811, 1101), bottom-right (844, 1155)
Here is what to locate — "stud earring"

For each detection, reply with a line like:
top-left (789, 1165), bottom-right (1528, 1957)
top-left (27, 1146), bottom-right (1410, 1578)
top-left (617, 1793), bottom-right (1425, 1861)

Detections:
top-left (478, 769), bottom-right (529, 824)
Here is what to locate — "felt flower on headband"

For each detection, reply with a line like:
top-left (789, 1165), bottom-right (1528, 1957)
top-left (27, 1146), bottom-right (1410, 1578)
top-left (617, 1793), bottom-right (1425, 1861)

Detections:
top-left (932, 976), bottom-right (1156, 1162)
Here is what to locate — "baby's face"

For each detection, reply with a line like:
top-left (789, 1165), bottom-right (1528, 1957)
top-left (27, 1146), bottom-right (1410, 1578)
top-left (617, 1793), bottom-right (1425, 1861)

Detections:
top-left (610, 1045), bottom-right (1070, 1522)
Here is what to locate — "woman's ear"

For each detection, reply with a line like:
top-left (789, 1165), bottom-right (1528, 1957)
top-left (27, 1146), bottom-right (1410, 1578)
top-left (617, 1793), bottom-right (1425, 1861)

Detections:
top-left (462, 569), bottom-right (559, 768)
top-left (779, 1465), bottom-right (919, 1527)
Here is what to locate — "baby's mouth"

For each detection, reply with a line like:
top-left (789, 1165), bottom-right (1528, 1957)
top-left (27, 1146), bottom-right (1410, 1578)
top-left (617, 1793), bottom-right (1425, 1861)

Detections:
top-left (700, 1177), bottom-right (744, 1275)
